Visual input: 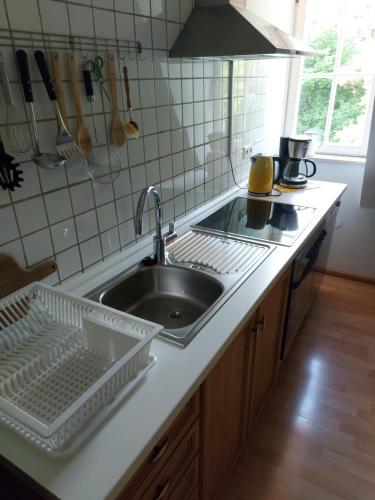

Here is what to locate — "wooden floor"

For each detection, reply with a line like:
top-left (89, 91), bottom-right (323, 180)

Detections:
top-left (222, 275), bottom-right (375, 500)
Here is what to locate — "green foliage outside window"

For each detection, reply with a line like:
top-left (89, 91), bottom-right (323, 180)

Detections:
top-left (297, 28), bottom-right (366, 143)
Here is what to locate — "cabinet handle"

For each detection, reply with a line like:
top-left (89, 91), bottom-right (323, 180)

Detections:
top-left (154, 479), bottom-right (171, 500)
top-left (251, 315), bottom-right (265, 334)
top-left (149, 439), bottom-right (169, 464)
top-left (257, 315), bottom-right (265, 333)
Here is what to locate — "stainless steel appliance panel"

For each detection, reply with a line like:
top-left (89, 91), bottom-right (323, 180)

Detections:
top-left (281, 202), bottom-right (339, 358)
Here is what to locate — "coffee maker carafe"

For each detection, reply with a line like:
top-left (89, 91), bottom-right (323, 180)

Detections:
top-left (274, 136), bottom-right (317, 189)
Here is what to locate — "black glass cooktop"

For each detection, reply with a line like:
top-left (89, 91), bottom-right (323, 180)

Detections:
top-left (194, 197), bottom-right (317, 246)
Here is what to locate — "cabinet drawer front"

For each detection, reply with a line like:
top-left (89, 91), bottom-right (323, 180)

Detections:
top-left (184, 484), bottom-right (199, 500)
top-left (120, 392), bottom-right (199, 499)
top-left (134, 421), bottom-right (200, 500)
top-left (169, 456), bottom-right (199, 500)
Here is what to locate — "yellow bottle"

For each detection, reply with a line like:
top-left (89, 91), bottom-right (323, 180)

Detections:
top-left (248, 155), bottom-right (274, 196)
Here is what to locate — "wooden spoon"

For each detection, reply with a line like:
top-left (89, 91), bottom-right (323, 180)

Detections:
top-left (67, 52), bottom-right (92, 156)
top-left (123, 65), bottom-right (139, 139)
top-left (108, 53), bottom-right (125, 147)
top-left (51, 51), bottom-right (68, 128)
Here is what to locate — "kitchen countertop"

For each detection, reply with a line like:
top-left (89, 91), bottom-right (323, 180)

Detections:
top-left (0, 180), bottom-right (346, 500)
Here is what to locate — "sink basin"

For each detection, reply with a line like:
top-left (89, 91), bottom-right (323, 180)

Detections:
top-left (99, 265), bottom-right (223, 331)
top-left (86, 232), bottom-right (274, 346)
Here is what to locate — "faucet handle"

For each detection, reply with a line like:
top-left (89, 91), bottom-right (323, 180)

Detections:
top-left (164, 221), bottom-right (177, 244)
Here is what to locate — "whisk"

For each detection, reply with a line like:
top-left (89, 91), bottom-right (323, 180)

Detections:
top-left (83, 61), bottom-right (121, 184)
top-left (0, 54), bottom-right (31, 154)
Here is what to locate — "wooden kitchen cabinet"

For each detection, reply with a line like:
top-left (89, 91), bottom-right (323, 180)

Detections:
top-left (248, 269), bottom-right (291, 429)
top-left (200, 267), bottom-right (291, 499)
top-left (200, 318), bottom-right (256, 500)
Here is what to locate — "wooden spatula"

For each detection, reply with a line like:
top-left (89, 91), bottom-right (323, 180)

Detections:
top-left (67, 52), bottom-right (92, 156)
top-left (108, 53), bottom-right (125, 147)
top-left (51, 51), bottom-right (68, 127)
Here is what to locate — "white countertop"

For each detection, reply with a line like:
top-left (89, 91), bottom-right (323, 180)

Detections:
top-left (0, 180), bottom-right (346, 500)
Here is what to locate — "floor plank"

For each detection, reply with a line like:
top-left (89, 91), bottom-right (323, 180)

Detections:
top-left (222, 275), bottom-right (375, 500)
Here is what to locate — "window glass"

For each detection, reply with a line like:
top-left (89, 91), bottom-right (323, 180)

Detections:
top-left (297, 78), bottom-right (332, 140)
top-left (339, 1), bottom-right (375, 74)
top-left (303, 0), bottom-right (344, 74)
top-left (329, 77), bottom-right (372, 145)
top-left (292, 0), bottom-right (375, 154)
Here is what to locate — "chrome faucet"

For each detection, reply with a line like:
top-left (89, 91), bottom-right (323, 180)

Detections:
top-left (135, 186), bottom-right (176, 265)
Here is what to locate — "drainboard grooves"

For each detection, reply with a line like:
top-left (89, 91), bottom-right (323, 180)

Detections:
top-left (183, 235), bottom-right (215, 262)
top-left (224, 245), bottom-right (250, 273)
top-left (210, 242), bottom-right (239, 268)
top-left (168, 232), bottom-right (270, 275)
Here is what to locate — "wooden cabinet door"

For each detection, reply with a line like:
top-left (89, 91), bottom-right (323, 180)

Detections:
top-left (119, 392), bottom-right (199, 500)
top-left (250, 270), bottom-right (290, 424)
top-left (201, 321), bottom-right (253, 500)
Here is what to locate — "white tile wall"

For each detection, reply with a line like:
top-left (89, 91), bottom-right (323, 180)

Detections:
top-left (0, 0), bottom-right (269, 283)
top-left (101, 227), bottom-right (120, 257)
top-left (75, 210), bottom-right (99, 242)
top-left (15, 197), bottom-right (48, 236)
top-left (50, 218), bottom-right (77, 253)
top-left (22, 228), bottom-right (53, 266)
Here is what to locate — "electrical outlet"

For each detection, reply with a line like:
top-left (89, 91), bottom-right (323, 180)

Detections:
top-left (242, 144), bottom-right (253, 160)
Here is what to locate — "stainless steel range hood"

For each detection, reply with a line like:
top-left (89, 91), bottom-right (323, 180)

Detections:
top-left (170, 0), bottom-right (315, 59)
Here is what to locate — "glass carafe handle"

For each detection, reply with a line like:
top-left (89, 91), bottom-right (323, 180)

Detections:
top-left (303, 159), bottom-right (317, 178)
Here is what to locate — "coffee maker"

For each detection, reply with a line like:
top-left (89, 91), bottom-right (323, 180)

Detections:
top-left (274, 136), bottom-right (317, 189)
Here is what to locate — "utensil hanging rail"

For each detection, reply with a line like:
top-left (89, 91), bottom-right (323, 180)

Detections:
top-left (0, 28), bottom-right (143, 59)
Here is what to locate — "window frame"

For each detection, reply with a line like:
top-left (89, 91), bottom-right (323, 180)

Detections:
top-left (284, 0), bottom-right (375, 158)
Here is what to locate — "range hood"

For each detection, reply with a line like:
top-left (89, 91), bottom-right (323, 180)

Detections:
top-left (170, 0), bottom-right (315, 59)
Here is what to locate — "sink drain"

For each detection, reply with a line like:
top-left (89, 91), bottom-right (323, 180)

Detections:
top-left (169, 310), bottom-right (185, 320)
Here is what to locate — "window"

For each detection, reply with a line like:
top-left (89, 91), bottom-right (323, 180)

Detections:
top-left (286, 0), bottom-right (375, 156)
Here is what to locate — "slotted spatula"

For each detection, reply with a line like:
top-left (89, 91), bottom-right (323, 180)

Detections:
top-left (34, 50), bottom-right (88, 174)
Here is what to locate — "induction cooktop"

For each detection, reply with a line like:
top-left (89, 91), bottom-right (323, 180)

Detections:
top-left (193, 197), bottom-right (317, 246)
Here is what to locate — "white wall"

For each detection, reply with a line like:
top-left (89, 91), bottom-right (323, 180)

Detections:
top-left (315, 161), bottom-right (375, 280)
top-left (361, 99), bottom-right (375, 208)
top-left (246, 0), bottom-right (296, 156)
top-left (246, 0), bottom-right (295, 31)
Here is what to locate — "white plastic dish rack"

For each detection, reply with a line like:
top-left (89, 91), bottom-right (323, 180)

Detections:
top-left (0, 282), bottom-right (161, 457)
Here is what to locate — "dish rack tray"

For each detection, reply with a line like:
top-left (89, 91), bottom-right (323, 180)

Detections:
top-left (0, 283), bottom-right (161, 456)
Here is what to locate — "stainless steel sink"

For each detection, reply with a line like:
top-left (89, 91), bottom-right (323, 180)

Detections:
top-left (98, 265), bottom-right (223, 330)
top-left (87, 231), bottom-right (274, 347)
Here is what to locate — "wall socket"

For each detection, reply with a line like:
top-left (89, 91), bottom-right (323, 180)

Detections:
top-left (242, 144), bottom-right (253, 160)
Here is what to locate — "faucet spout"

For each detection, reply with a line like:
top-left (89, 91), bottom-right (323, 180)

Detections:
top-left (135, 186), bottom-right (165, 264)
